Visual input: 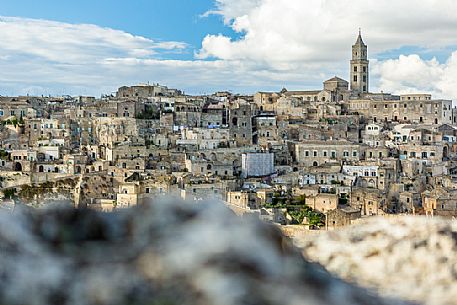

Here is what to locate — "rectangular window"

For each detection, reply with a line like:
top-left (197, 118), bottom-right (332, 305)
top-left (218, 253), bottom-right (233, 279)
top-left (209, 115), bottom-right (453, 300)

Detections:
top-left (354, 66), bottom-right (358, 72)
top-left (353, 75), bottom-right (357, 82)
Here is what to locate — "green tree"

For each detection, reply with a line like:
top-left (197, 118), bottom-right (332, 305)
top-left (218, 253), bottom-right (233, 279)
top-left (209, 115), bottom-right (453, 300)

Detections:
top-left (307, 212), bottom-right (324, 227)
top-left (3, 188), bottom-right (16, 199)
top-left (0, 150), bottom-right (9, 160)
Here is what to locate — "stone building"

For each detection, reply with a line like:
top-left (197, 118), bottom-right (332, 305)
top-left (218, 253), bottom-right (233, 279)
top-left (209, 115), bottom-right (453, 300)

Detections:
top-left (226, 191), bottom-right (256, 210)
top-left (116, 84), bottom-right (181, 98)
top-left (398, 143), bottom-right (444, 163)
top-left (293, 140), bottom-right (361, 167)
top-left (174, 100), bottom-right (201, 127)
top-left (361, 123), bottom-right (383, 147)
top-left (254, 91), bottom-right (280, 112)
top-left (421, 189), bottom-right (457, 217)
top-left (350, 188), bottom-right (385, 216)
top-left (307, 193), bottom-right (338, 214)
top-left (350, 30), bottom-right (369, 95)
top-left (323, 76), bottom-right (350, 102)
top-left (185, 157), bottom-right (234, 177)
top-left (325, 207), bottom-right (362, 230)
top-left (180, 180), bottom-right (226, 202)
top-left (299, 164), bottom-right (343, 186)
top-left (347, 95), bottom-right (453, 125)
top-left (201, 102), bottom-right (226, 128)
top-left (343, 165), bottom-right (379, 189)
top-left (177, 128), bottom-right (230, 151)
top-left (254, 114), bottom-right (279, 146)
top-left (0, 98), bottom-right (32, 120)
top-left (116, 183), bottom-right (140, 208)
top-left (117, 101), bottom-right (143, 118)
top-left (228, 100), bottom-right (254, 147)
top-left (398, 191), bottom-right (422, 214)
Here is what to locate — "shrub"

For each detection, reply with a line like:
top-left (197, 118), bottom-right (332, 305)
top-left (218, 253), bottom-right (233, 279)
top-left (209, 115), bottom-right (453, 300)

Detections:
top-left (3, 188), bottom-right (16, 199)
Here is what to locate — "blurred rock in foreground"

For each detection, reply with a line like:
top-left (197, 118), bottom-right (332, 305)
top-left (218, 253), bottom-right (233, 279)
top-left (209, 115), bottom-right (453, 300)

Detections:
top-left (0, 201), bottom-right (410, 305)
top-left (299, 216), bottom-right (457, 305)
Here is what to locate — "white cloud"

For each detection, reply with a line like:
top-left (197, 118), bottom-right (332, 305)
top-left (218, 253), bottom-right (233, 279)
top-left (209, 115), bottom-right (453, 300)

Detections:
top-left (2, 1), bottom-right (457, 98)
top-left (0, 17), bottom-right (186, 63)
top-left (0, 14), bottom-right (328, 97)
top-left (373, 53), bottom-right (457, 100)
top-left (196, 0), bottom-right (457, 99)
top-left (202, 0), bottom-right (457, 64)
top-left (204, 0), bottom-right (263, 24)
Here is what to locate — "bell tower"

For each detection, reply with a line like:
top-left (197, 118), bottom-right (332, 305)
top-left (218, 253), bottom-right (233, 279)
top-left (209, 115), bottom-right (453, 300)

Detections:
top-left (350, 29), bottom-right (369, 95)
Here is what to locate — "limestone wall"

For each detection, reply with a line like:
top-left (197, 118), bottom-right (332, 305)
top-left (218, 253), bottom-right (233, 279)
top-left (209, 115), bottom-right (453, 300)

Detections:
top-left (298, 216), bottom-right (457, 305)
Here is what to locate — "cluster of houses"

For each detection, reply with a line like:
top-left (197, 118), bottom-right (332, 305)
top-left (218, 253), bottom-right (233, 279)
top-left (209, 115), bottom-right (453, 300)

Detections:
top-left (1, 33), bottom-right (457, 229)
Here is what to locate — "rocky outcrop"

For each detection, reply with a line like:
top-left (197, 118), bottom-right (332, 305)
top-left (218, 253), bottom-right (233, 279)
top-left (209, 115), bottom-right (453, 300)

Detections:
top-left (0, 201), bottom-right (410, 305)
top-left (299, 216), bottom-right (457, 305)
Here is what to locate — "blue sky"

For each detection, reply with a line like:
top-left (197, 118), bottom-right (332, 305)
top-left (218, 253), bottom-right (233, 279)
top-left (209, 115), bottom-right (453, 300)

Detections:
top-left (0, 0), bottom-right (237, 60)
top-left (0, 0), bottom-right (457, 99)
